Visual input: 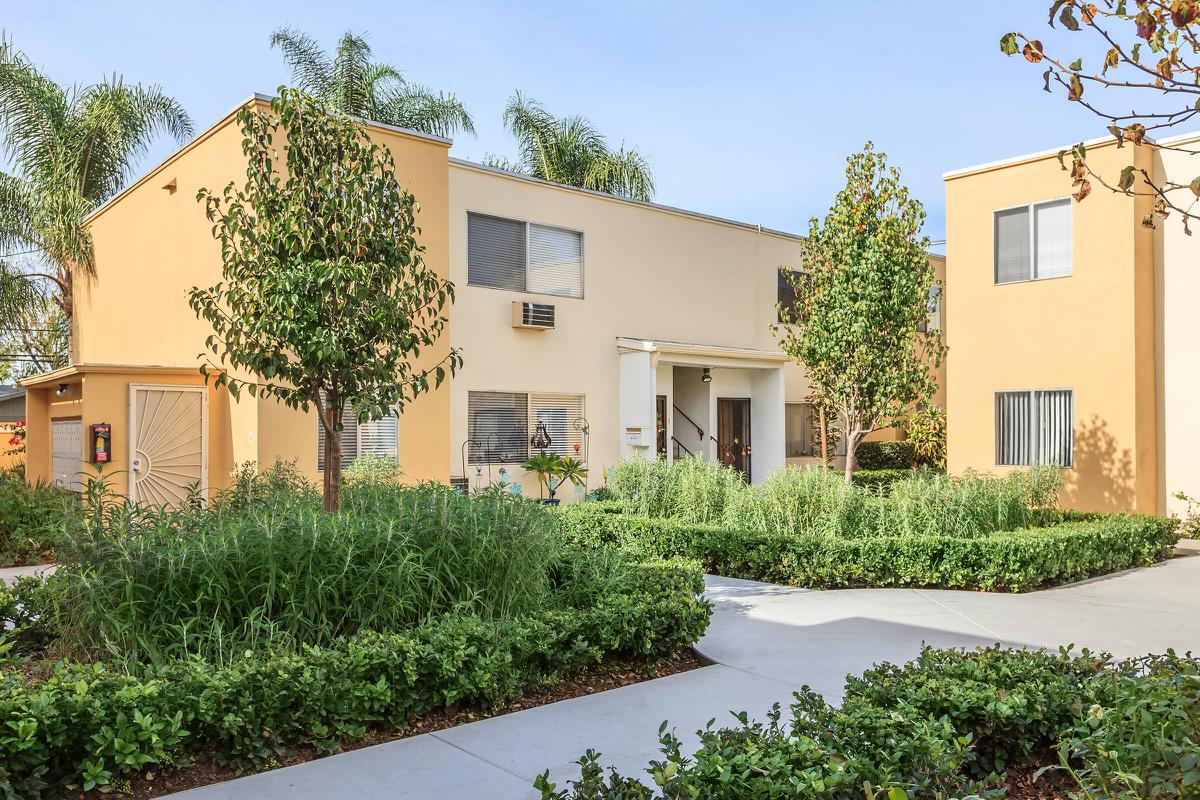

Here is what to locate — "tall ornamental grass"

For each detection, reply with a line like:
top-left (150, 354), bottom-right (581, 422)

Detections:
top-left (605, 456), bottom-right (1061, 538)
top-left (52, 462), bottom-right (624, 668)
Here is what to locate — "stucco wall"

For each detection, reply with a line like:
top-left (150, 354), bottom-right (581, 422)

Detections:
top-left (447, 162), bottom-right (809, 494)
top-left (72, 98), bottom-right (453, 490)
top-left (1155, 141), bottom-right (1200, 514)
top-left (944, 141), bottom-right (1157, 512)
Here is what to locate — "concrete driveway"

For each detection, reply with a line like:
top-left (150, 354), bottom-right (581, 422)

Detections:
top-left (144, 553), bottom-right (1198, 798)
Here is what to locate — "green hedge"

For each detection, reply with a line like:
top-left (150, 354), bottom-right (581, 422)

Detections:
top-left (849, 468), bottom-right (915, 491)
top-left (0, 560), bottom-right (711, 797)
top-left (537, 647), bottom-right (1200, 800)
top-left (554, 504), bottom-right (1178, 592)
top-left (854, 440), bottom-right (915, 470)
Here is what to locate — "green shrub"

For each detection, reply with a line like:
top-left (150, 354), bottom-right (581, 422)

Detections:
top-left (555, 505), bottom-right (1178, 591)
top-left (850, 468), bottom-right (914, 492)
top-left (0, 467), bottom-right (78, 567)
top-left (54, 469), bottom-right (582, 666)
top-left (0, 559), bottom-right (710, 797)
top-left (603, 459), bottom-right (1063, 540)
top-left (855, 440), bottom-right (915, 470)
top-left (1058, 651), bottom-right (1200, 799)
top-left (537, 648), bottom-right (1200, 800)
top-left (907, 405), bottom-right (947, 469)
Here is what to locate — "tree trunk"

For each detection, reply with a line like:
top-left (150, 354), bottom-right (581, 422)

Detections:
top-left (818, 407), bottom-right (828, 466)
top-left (322, 423), bottom-right (342, 512)
top-left (843, 429), bottom-right (864, 486)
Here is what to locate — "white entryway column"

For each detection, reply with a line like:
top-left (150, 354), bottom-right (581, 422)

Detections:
top-left (618, 349), bottom-right (656, 462)
top-left (750, 367), bottom-right (785, 483)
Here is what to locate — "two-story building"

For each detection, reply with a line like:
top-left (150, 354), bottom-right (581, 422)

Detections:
top-left (944, 132), bottom-right (1199, 514)
top-left (20, 93), bottom-right (946, 503)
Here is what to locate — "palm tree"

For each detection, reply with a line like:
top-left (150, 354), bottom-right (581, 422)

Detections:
top-left (484, 92), bottom-right (655, 201)
top-left (0, 36), bottom-right (193, 362)
top-left (270, 28), bottom-right (474, 139)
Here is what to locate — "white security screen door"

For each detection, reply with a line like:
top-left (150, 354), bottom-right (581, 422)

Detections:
top-left (51, 418), bottom-right (83, 492)
top-left (129, 385), bottom-right (207, 506)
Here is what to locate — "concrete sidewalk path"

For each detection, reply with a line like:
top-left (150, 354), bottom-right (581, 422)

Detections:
top-left (170, 554), bottom-right (1200, 800)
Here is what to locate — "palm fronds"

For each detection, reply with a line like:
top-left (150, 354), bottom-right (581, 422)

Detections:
top-left (496, 92), bottom-right (655, 201)
top-left (270, 27), bottom-right (475, 138)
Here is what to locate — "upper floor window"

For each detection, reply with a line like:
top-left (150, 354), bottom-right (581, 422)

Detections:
top-left (918, 285), bottom-right (942, 334)
top-left (995, 388), bottom-right (1073, 467)
top-left (994, 199), bottom-right (1072, 284)
top-left (467, 212), bottom-right (583, 298)
top-left (777, 269), bottom-right (803, 322)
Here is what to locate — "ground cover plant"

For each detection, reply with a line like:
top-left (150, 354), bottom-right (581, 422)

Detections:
top-left (0, 463), bottom-right (711, 797)
top-left (0, 465), bottom-right (78, 567)
top-left (536, 646), bottom-right (1200, 800)
top-left (578, 458), bottom-right (1178, 591)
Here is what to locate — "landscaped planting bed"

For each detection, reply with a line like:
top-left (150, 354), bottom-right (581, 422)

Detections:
top-left (0, 465), bottom-right (77, 567)
top-left (564, 459), bottom-right (1179, 591)
top-left (537, 645), bottom-right (1200, 800)
top-left (0, 464), bottom-right (711, 798)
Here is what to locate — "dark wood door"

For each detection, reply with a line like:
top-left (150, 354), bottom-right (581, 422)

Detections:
top-left (655, 395), bottom-right (667, 457)
top-left (717, 397), bottom-right (751, 481)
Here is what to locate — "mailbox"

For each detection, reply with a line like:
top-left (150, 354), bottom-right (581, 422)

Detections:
top-left (90, 423), bottom-right (112, 463)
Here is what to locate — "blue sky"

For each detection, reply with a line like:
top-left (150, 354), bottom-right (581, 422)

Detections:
top-left (7, 1), bottom-right (1113, 243)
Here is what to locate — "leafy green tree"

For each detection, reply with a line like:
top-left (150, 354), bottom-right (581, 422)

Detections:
top-left (485, 92), bottom-right (655, 201)
top-left (0, 36), bottom-right (192, 357)
top-left (775, 143), bottom-right (944, 483)
top-left (270, 27), bottom-right (474, 139)
top-left (1000, 1), bottom-right (1200, 231)
top-left (190, 88), bottom-right (461, 511)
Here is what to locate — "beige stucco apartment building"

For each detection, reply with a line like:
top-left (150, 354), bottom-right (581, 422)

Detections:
top-left (21, 94), bottom-right (945, 503)
top-left (944, 133), bottom-right (1200, 515)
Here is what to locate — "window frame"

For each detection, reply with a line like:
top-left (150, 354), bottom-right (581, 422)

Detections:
top-left (316, 406), bottom-right (399, 472)
top-left (467, 389), bottom-right (586, 464)
top-left (992, 197), bottom-right (1073, 285)
top-left (994, 387), bottom-right (1074, 468)
top-left (466, 211), bottom-right (586, 300)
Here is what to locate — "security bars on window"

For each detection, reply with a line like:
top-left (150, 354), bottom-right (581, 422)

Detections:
top-left (995, 389), bottom-right (1073, 467)
top-left (994, 199), bottom-right (1072, 284)
top-left (467, 212), bottom-right (583, 298)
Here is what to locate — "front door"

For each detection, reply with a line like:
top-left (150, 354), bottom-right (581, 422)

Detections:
top-left (717, 397), bottom-right (751, 481)
top-left (656, 395), bottom-right (667, 457)
top-left (129, 385), bottom-right (207, 507)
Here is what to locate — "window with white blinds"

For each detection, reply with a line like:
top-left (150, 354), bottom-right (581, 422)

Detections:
top-left (316, 405), bottom-right (398, 470)
top-left (467, 212), bottom-right (583, 298)
top-left (994, 199), bottom-right (1072, 284)
top-left (467, 390), bottom-right (585, 463)
top-left (918, 285), bottom-right (942, 333)
top-left (995, 389), bottom-right (1073, 467)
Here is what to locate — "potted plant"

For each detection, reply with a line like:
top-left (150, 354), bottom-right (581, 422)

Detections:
top-left (522, 451), bottom-right (565, 504)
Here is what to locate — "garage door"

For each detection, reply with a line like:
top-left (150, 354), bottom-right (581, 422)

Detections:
top-left (129, 385), bottom-right (207, 507)
top-left (51, 418), bottom-right (83, 492)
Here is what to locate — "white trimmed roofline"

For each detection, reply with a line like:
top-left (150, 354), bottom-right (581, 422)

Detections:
top-left (943, 128), bottom-right (1200, 180)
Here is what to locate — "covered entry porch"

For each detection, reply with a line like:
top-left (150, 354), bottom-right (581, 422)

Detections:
top-left (617, 338), bottom-right (785, 483)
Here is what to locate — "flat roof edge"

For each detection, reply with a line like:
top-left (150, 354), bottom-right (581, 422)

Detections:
top-left (450, 158), bottom-right (806, 242)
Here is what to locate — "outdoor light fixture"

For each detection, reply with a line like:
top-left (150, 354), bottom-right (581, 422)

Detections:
top-left (701, 368), bottom-right (712, 383)
top-left (56, 384), bottom-right (69, 397)
top-left (530, 420), bottom-right (553, 450)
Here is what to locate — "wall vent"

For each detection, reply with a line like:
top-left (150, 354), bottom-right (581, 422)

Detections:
top-left (511, 301), bottom-right (555, 330)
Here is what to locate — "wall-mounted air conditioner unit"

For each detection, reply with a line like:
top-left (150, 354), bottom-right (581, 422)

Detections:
top-left (512, 301), bottom-right (555, 330)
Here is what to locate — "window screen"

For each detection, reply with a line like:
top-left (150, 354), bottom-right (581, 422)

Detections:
top-left (919, 285), bottom-right (942, 334)
top-left (1034, 200), bottom-right (1072, 279)
top-left (784, 403), bottom-right (814, 458)
top-left (468, 391), bottom-right (529, 463)
top-left (777, 270), bottom-right (800, 322)
top-left (530, 393), bottom-right (585, 457)
top-left (468, 213), bottom-right (526, 291)
top-left (528, 224), bottom-right (583, 297)
top-left (994, 207), bottom-right (1031, 284)
top-left (317, 404), bottom-right (398, 471)
top-left (996, 389), bottom-right (1073, 467)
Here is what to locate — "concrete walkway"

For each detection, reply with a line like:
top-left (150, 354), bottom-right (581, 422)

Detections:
top-left (146, 554), bottom-right (1196, 798)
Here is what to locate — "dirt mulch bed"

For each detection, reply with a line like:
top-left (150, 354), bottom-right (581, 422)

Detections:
top-left (74, 648), bottom-right (709, 799)
top-left (1001, 761), bottom-right (1072, 800)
